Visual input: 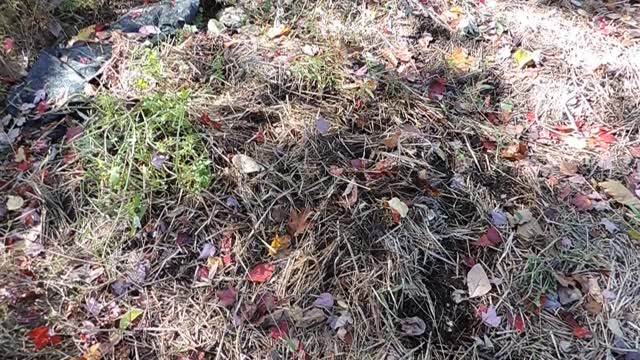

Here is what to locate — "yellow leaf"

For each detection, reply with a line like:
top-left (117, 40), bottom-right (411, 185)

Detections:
top-left (69, 25), bottom-right (96, 46)
top-left (445, 6), bottom-right (465, 29)
top-left (78, 343), bottom-right (102, 360)
top-left (600, 180), bottom-right (640, 209)
top-left (513, 48), bottom-right (534, 69)
top-left (269, 233), bottom-right (291, 256)
top-left (207, 256), bottom-right (224, 277)
top-left (267, 24), bottom-right (291, 39)
top-left (448, 47), bottom-right (474, 72)
top-left (119, 308), bottom-right (143, 329)
top-left (628, 229), bottom-right (640, 242)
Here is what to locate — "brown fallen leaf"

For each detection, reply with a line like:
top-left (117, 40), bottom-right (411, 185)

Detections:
top-left (559, 161), bottom-right (578, 176)
top-left (297, 308), bottom-right (327, 329)
top-left (572, 194), bottom-right (592, 210)
top-left (384, 131), bottom-right (401, 150)
top-left (288, 208), bottom-right (313, 237)
top-left (380, 48), bottom-right (398, 68)
top-left (340, 181), bottom-right (359, 209)
top-left (600, 180), bottom-right (640, 209)
top-left (448, 47), bottom-right (475, 72)
top-left (267, 24), bottom-right (291, 39)
top-left (500, 143), bottom-right (528, 161)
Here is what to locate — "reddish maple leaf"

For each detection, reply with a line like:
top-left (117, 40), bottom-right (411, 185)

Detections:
top-left (255, 130), bottom-right (265, 144)
top-left (473, 227), bottom-right (502, 247)
top-left (36, 101), bottom-right (49, 115)
top-left (3, 37), bottom-right (15, 54)
top-left (270, 320), bottom-right (289, 340)
top-left (248, 263), bottom-right (275, 283)
top-left (526, 112), bottom-right (535, 123)
top-left (428, 78), bottom-right (446, 100)
top-left (200, 114), bottom-right (222, 130)
top-left (571, 194), bottom-right (592, 210)
top-left (65, 126), bottom-right (84, 143)
top-left (27, 326), bottom-right (61, 351)
top-left (507, 312), bottom-right (526, 334)
top-left (196, 266), bottom-right (209, 280)
top-left (597, 129), bottom-right (616, 144)
top-left (16, 161), bottom-right (31, 173)
top-left (216, 286), bottom-right (237, 307)
top-left (288, 208), bottom-right (312, 237)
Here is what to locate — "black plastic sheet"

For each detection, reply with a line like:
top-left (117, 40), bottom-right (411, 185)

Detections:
top-left (5, 0), bottom-right (200, 119)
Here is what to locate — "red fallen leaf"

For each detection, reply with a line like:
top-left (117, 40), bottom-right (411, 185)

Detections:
top-left (258, 293), bottom-right (277, 315)
top-left (526, 112), bottom-right (535, 123)
top-left (351, 159), bottom-right (368, 170)
top-left (65, 126), bottom-right (84, 143)
top-left (561, 312), bottom-right (592, 338)
top-left (36, 101), bottom-right (49, 115)
top-left (479, 0), bottom-right (486, 4)
top-left (288, 208), bottom-right (312, 237)
top-left (473, 227), bottom-right (502, 247)
top-left (200, 114), bottom-right (222, 130)
top-left (78, 56), bottom-right (91, 65)
top-left (255, 130), bottom-right (265, 144)
top-left (599, 17), bottom-right (609, 35)
top-left (270, 320), bottom-right (289, 340)
top-left (3, 37), bottom-right (15, 54)
top-left (391, 210), bottom-right (401, 224)
top-left (507, 312), bottom-right (526, 333)
top-left (558, 186), bottom-right (571, 200)
top-left (216, 286), bottom-right (237, 307)
top-left (629, 146), bottom-right (640, 158)
top-left (597, 129), bottom-right (616, 144)
top-left (428, 78), bottom-right (446, 100)
top-left (95, 24), bottom-right (107, 32)
top-left (63, 149), bottom-right (77, 164)
top-left (573, 326), bottom-right (592, 338)
top-left (222, 254), bottom-right (234, 266)
top-left (221, 232), bottom-right (235, 254)
top-left (463, 256), bottom-right (476, 268)
top-left (500, 143), bottom-right (528, 161)
top-left (482, 140), bottom-right (497, 151)
top-left (486, 113), bottom-right (500, 125)
top-left (196, 266), bottom-right (209, 280)
top-left (248, 263), bottom-right (275, 283)
top-left (27, 326), bottom-right (60, 351)
top-left (572, 194), bottom-right (592, 210)
top-left (16, 161), bottom-right (31, 173)
top-left (176, 231), bottom-right (192, 246)
top-left (329, 166), bottom-right (344, 177)
top-left (553, 125), bottom-right (575, 134)
top-left (475, 304), bottom-right (489, 317)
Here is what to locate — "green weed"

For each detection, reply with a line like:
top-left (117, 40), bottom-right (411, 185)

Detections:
top-left (211, 54), bottom-right (225, 82)
top-left (291, 52), bottom-right (339, 92)
top-left (76, 91), bottom-right (212, 232)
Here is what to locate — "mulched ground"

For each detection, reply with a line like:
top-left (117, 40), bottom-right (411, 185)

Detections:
top-left (2, 0), bottom-right (640, 359)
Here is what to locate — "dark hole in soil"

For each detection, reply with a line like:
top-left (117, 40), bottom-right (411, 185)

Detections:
top-left (200, 0), bottom-right (225, 23)
top-left (397, 260), bottom-right (474, 350)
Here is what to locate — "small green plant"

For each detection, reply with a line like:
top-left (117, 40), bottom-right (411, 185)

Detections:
top-left (211, 54), bottom-right (225, 82)
top-left (519, 256), bottom-right (556, 301)
top-left (291, 53), bottom-right (339, 92)
top-left (76, 91), bottom-right (212, 232)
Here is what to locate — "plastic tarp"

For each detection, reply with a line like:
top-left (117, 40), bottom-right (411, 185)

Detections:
top-left (5, 0), bottom-right (200, 118)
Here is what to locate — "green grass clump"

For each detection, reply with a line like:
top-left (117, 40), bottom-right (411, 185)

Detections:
top-left (76, 91), bottom-right (211, 231)
top-left (291, 52), bottom-right (340, 92)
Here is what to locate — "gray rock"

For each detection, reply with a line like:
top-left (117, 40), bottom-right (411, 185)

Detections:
top-left (217, 7), bottom-right (247, 29)
top-left (207, 18), bottom-right (225, 36)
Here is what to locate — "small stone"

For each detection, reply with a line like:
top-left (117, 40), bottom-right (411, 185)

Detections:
top-left (207, 19), bottom-right (225, 36)
top-left (217, 7), bottom-right (247, 29)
